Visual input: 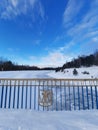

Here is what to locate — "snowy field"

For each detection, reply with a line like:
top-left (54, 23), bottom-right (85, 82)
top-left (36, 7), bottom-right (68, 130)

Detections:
top-left (0, 66), bottom-right (98, 130)
top-left (0, 109), bottom-right (98, 130)
top-left (0, 66), bottom-right (98, 79)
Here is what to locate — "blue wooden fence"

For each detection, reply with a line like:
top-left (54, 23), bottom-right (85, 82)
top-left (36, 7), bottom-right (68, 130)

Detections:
top-left (0, 78), bottom-right (98, 111)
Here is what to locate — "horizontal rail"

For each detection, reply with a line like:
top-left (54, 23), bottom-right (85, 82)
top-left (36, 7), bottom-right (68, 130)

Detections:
top-left (0, 78), bottom-right (98, 111)
top-left (0, 78), bottom-right (98, 87)
top-left (0, 78), bottom-right (98, 81)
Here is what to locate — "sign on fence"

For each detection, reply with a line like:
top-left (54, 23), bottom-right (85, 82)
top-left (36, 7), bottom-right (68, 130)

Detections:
top-left (38, 90), bottom-right (53, 107)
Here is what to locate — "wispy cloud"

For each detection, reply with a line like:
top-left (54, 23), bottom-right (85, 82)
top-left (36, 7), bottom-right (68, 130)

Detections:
top-left (8, 47), bottom-right (20, 52)
top-left (55, 0), bottom-right (98, 55)
top-left (59, 42), bottom-right (75, 52)
top-left (64, 0), bottom-right (98, 36)
top-left (63, 0), bottom-right (83, 27)
top-left (52, 0), bottom-right (98, 62)
top-left (80, 37), bottom-right (98, 54)
top-left (32, 39), bottom-right (41, 45)
top-left (0, 0), bottom-right (45, 21)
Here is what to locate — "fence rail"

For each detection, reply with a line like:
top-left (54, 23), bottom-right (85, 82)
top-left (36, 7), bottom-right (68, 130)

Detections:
top-left (0, 78), bottom-right (98, 111)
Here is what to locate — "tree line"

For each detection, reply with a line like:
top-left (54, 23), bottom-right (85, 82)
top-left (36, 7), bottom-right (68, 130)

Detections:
top-left (0, 57), bottom-right (55, 71)
top-left (56, 51), bottom-right (98, 72)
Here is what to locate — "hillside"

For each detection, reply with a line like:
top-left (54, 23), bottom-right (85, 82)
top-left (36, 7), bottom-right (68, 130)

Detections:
top-left (48, 66), bottom-right (98, 79)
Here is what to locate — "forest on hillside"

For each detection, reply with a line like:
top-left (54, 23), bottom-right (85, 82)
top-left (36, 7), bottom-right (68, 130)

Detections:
top-left (56, 51), bottom-right (98, 72)
top-left (0, 58), bottom-right (55, 71)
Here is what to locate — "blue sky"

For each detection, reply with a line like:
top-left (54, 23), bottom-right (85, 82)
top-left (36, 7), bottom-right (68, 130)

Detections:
top-left (0, 0), bottom-right (98, 67)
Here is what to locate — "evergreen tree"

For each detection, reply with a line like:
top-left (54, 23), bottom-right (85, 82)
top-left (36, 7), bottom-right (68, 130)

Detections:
top-left (73, 69), bottom-right (78, 75)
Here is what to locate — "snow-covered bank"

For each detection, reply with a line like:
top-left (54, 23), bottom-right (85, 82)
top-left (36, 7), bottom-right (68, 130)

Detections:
top-left (48, 66), bottom-right (98, 79)
top-left (0, 109), bottom-right (98, 130)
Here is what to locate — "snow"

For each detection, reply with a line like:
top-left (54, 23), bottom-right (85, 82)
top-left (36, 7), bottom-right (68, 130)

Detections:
top-left (0, 109), bottom-right (98, 130)
top-left (0, 66), bottom-right (98, 79)
top-left (48, 66), bottom-right (98, 79)
top-left (0, 70), bottom-right (52, 78)
top-left (0, 66), bottom-right (98, 130)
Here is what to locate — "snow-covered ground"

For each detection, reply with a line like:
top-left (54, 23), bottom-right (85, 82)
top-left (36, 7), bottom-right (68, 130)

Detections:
top-left (0, 109), bottom-right (98, 130)
top-left (0, 66), bottom-right (98, 79)
top-left (0, 70), bottom-right (52, 78)
top-left (0, 66), bottom-right (98, 130)
top-left (48, 66), bottom-right (98, 79)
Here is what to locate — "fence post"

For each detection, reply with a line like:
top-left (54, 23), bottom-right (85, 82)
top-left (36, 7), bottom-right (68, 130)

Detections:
top-left (8, 80), bottom-right (12, 108)
top-left (25, 80), bottom-right (28, 109)
top-left (0, 80), bottom-right (4, 108)
top-left (13, 80), bottom-right (16, 108)
top-left (91, 86), bottom-right (94, 109)
top-left (64, 82), bottom-right (66, 110)
top-left (34, 80), bottom-right (36, 110)
top-left (73, 82), bottom-right (76, 110)
top-left (60, 80), bottom-right (62, 111)
top-left (30, 80), bottom-right (32, 109)
top-left (95, 86), bottom-right (98, 109)
top-left (86, 86), bottom-right (89, 109)
top-left (82, 86), bottom-right (85, 110)
top-left (21, 80), bottom-right (24, 109)
top-left (4, 80), bottom-right (8, 108)
top-left (68, 81), bottom-right (71, 111)
top-left (78, 86), bottom-right (80, 110)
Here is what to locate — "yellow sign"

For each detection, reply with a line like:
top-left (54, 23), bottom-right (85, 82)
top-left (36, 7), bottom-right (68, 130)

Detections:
top-left (39, 90), bottom-right (53, 107)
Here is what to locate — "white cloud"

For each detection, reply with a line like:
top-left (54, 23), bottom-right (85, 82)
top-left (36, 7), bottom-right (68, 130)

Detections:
top-left (52, 0), bottom-right (98, 61)
top-left (8, 48), bottom-right (14, 51)
top-left (92, 37), bottom-right (98, 42)
top-left (60, 0), bottom-right (98, 54)
top-left (29, 56), bottom-right (37, 60)
top-left (0, 0), bottom-right (45, 21)
top-left (80, 38), bottom-right (98, 55)
top-left (63, 0), bottom-right (83, 27)
top-left (10, 0), bottom-right (18, 7)
top-left (41, 52), bottom-right (66, 66)
top-left (38, 51), bottom-right (74, 67)
top-left (22, 51), bottom-right (74, 67)
top-left (32, 39), bottom-right (41, 45)
top-left (59, 41), bottom-right (75, 52)
top-left (62, 0), bottom-right (98, 35)
top-left (8, 47), bottom-right (20, 52)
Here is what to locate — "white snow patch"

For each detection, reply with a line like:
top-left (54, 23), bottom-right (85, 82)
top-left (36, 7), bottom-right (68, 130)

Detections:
top-left (0, 109), bottom-right (98, 130)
